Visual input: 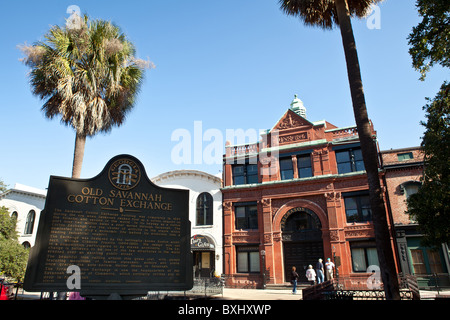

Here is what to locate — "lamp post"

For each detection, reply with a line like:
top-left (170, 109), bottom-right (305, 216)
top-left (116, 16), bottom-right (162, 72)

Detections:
top-left (333, 247), bottom-right (340, 289)
top-left (261, 250), bottom-right (266, 289)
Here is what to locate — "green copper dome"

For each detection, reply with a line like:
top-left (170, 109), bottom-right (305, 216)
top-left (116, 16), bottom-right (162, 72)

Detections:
top-left (289, 94), bottom-right (307, 118)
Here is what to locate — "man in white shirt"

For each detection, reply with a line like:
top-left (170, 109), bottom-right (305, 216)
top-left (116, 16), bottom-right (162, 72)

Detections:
top-left (325, 258), bottom-right (335, 281)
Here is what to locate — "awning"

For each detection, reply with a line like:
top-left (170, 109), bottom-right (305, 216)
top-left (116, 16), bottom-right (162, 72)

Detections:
top-left (191, 234), bottom-right (215, 251)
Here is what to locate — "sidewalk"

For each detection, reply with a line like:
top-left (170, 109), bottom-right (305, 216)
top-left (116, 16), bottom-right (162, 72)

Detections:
top-left (218, 288), bottom-right (302, 300)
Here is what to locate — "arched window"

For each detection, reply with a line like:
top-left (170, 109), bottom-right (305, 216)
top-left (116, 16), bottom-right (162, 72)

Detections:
top-left (11, 211), bottom-right (18, 220)
top-left (283, 211), bottom-right (321, 232)
top-left (281, 209), bottom-right (322, 242)
top-left (24, 210), bottom-right (36, 235)
top-left (196, 192), bottom-right (213, 226)
top-left (400, 181), bottom-right (421, 199)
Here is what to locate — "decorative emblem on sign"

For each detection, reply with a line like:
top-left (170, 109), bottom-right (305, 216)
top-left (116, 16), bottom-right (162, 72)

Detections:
top-left (108, 158), bottom-right (141, 190)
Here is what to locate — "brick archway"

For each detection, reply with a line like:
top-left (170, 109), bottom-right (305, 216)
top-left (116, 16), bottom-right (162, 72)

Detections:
top-left (273, 199), bottom-right (328, 233)
top-left (272, 199), bottom-right (329, 283)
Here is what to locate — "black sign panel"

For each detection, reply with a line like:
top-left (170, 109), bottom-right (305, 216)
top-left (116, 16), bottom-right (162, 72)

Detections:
top-left (24, 155), bottom-right (192, 297)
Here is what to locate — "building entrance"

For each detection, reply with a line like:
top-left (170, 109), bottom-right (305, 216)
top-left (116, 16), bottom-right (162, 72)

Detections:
top-left (191, 235), bottom-right (216, 278)
top-left (193, 251), bottom-right (215, 278)
top-left (281, 208), bottom-right (324, 283)
top-left (283, 241), bottom-right (324, 283)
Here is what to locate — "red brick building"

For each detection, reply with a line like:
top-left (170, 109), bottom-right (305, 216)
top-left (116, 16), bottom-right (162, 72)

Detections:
top-left (221, 96), bottom-right (398, 287)
top-left (381, 147), bottom-right (449, 288)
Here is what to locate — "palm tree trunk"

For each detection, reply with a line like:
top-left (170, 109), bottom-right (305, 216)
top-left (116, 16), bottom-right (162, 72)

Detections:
top-left (334, 0), bottom-right (400, 300)
top-left (72, 133), bottom-right (86, 179)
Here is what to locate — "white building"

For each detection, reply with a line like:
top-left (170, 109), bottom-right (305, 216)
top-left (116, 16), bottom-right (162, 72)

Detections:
top-left (0, 183), bottom-right (47, 248)
top-left (152, 170), bottom-right (223, 278)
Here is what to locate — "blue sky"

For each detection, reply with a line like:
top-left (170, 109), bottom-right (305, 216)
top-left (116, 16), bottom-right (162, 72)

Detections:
top-left (0, 0), bottom-right (447, 190)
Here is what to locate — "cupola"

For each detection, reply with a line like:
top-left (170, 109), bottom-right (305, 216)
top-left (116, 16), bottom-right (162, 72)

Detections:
top-left (289, 94), bottom-right (307, 118)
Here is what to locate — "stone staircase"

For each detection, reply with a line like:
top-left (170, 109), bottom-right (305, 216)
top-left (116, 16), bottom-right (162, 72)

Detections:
top-left (265, 283), bottom-right (310, 290)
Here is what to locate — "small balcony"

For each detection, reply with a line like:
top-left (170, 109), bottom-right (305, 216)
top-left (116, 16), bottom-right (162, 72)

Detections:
top-left (326, 125), bottom-right (359, 141)
top-left (225, 142), bottom-right (259, 158)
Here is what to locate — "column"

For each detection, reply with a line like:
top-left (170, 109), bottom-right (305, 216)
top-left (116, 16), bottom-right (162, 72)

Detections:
top-left (223, 201), bottom-right (234, 277)
top-left (260, 198), bottom-right (274, 284)
top-left (223, 162), bottom-right (233, 187)
top-left (325, 191), bottom-right (347, 275)
top-left (312, 151), bottom-right (322, 176)
top-left (292, 155), bottom-right (298, 179)
top-left (321, 149), bottom-right (332, 175)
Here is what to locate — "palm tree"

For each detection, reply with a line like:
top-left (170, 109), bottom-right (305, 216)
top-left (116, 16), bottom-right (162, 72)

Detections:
top-left (20, 14), bottom-right (150, 178)
top-left (279, 0), bottom-right (401, 300)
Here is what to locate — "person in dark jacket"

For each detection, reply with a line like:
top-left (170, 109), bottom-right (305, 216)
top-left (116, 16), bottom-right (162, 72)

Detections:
top-left (315, 259), bottom-right (324, 284)
top-left (291, 266), bottom-right (299, 294)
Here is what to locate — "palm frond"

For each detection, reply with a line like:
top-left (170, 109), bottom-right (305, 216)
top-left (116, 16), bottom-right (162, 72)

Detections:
top-left (279, 0), bottom-right (384, 29)
top-left (21, 14), bottom-right (150, 137)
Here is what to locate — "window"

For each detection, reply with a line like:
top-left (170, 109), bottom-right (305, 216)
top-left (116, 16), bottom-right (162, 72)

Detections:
top-left (350, 242), bottom-right (379, 272)
top-left (398, 152), bottom-right (413, 161)
top-left (344, 193), bottom-right (372, 223)
top-left (410, 249), bottom-right (444, 275)
top-left (232, 163), bottom-right (258, 185)
top-left (283, 211), bottom-right (320, 232)
top-left (237, 246), bottom-right (260, 273)
top-left (233, 165), bottom-right (245, 185)
top-left (427, 250), bottom-right (444, 274)
top-left (279, 157), bottom-right (293, 180)
top-left (410, 249), bottom-right (427, 275)
top-left (235, 203), bottom-right (258, 230)
top-left (297, 154), bottom-right (313, 178)
top-left (336, 148), bottom-right (365, 174)
top-left (196, 192), bottom-right (213, 226)
top-left (11, 211), bottom-right (18, 220)
top-left (24, 210), bottom-right (36, 235)
top-left (401, 181), bottom-right (421, 199)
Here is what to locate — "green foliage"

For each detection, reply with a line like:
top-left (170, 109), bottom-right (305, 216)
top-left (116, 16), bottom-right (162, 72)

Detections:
top-left (0, 207), bottom-right (29, 281)
top-left (407, 0), bottom-right (450, 247)
top-left (0, 241), bottom-right (29, 282)
top-left (408, 82), bottom-right (450, 248)
top-left (0, 207), bottom-right (18, 241)
top-left (408, 0), bottom-right (450, 80)
top-left (19, 13), bottom-right (150, 137)
top-left (0, 179), bottom-right (7, 194)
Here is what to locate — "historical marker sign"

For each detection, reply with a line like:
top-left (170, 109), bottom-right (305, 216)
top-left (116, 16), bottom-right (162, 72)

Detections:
top-left (24, 155), bottom-right (192, 297)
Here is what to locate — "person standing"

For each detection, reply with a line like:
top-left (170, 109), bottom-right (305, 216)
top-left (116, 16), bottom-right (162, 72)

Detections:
top-left (325, 258), bottom-right (335, 281)
top-left (315, 258), bottom-right (324, 284)
top-left (291, 266), bottom-right (299, 294)
top-left (306, 265), bottom-right (316, 286)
